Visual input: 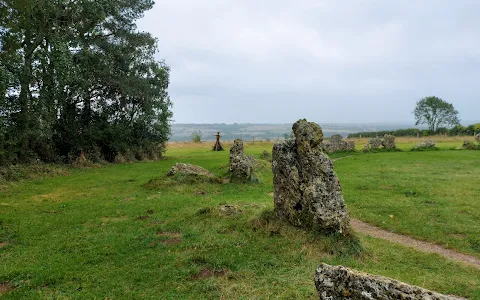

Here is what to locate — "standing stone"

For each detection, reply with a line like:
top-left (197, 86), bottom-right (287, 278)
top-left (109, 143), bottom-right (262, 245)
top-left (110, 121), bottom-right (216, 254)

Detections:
top-left (272, 119), bottom-right (350, 234)
top-left (315, 263), bottom-right (465, 300)
top-left (475, 133), bottom-right (480, 144)
top-left (382, 134), bottom-right (396, 149)
top-left (229, 139), bottom-right (255, 182)
top-left (323, 134), bottom-right (355, 153)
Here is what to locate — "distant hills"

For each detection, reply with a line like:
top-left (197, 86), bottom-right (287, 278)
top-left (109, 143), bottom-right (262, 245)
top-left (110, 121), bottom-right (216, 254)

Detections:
top-left (170, 122), bottom-right (417, 142)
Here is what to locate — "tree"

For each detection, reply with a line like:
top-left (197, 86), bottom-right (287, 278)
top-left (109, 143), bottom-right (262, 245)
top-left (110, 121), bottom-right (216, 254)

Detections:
top-left (0, 0), bottom-right (172, 164)
top-left (413, 96), bottom-right (459, 132)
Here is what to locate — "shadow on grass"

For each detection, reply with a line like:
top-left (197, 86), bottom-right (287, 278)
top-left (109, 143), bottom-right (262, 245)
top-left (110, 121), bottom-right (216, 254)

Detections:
top-left (250, 209), bottom-right (363, 258)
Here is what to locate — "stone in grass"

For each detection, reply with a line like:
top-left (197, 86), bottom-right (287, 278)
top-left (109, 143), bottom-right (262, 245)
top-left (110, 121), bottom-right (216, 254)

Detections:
top-left (229, 139), bottom-right (256, 182)
top-left (413, 139), bottom-right (436, 149)
top-left (167, 163), bottom-right (215, 179)
top-left (363, 137), bottom-right (382, 151)
top-left (315, 263), bottom-right (465, 300)
top-left (462, 140), bottom-right (478, 150)
top-left (381, 134), bottom-right (396, 149)
top-left (323, 134), bottom-right (355, 153)
top-left (272, 119), bottom-right (350, 234)
top-left (475, 133), bottom-right (480, 144)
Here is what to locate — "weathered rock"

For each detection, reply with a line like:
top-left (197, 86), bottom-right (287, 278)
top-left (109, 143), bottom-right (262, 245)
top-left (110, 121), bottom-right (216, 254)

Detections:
top-left (369, 137), bottom-right (382, 148)
top-left (315, 263), bottom-right (465, 300)
top-left (363, 135), bottom-right (397, 151)
top-left (229, 139), bottom-right (255, 182)
top-left (272, 119), bottom-right (350, 234)
top-left (475, 133), bottom-right (480, 144)
top-left (381, 134), bottom-right (396, 149)
top-left (462, 140), bottom-right (477, 150)
top-left (323, 134), bottom-right (355, 153)
top-left (167, 163), bottom-right (214, 178)
top-left (414, 139), bottom-right (436, 149)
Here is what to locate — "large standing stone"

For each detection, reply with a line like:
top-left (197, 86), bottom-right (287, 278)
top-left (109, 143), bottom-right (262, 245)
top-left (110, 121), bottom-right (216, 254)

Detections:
top-left (382, 134), bottom-right (396, 149)
top-left (229, 139), bottom-right (255, 182)
top-left (475, 133), bottom-right (480, 144)
top-left (323, 134), bottom-right (355, 153)
top-left (363, 135), bottom-right (397, 151)
top-left (272, 120), bottom-right (350, 234)
top-left (363, 137), bottom-right (382, 151)
top-left (315, 263), bottom-right (465, 300)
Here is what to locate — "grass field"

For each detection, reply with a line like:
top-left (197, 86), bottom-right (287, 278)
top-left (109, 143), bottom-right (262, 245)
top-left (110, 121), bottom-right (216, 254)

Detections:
top-left (1, 139), bottom-right (479, 299)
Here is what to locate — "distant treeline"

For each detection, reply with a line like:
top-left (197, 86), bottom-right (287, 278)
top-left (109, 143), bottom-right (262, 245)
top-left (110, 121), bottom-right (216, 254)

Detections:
top-left (347, 124), bottom-right (480, 138)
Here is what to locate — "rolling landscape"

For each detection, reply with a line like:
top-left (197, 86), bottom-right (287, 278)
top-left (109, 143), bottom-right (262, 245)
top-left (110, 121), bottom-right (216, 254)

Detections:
top-left (1, 0), bottom-right (480, 299)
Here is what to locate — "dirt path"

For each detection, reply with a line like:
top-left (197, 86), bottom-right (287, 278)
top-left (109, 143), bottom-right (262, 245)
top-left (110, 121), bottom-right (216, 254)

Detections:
top-left (351, 218), bottom-right (480, 270)
top-left (331, 155), bottom-right (353, 162)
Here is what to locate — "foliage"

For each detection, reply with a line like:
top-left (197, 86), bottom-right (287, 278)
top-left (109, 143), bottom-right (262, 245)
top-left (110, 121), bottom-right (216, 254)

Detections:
top-left (348, 128), bottom-right (419, 138)
top-left (0, 163), bottom-right (69, 182)
top-left (190, 130), bottom-right (203, 143)
top-left (348, 123), bottom-right (480, 138)
top-left (413, 96), bottom-right (459, 132)
top-left (0, 0), bottom-right (172, 165)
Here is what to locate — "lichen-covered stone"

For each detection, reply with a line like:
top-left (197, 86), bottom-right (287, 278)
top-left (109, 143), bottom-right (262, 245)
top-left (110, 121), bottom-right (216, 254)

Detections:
top-left (272, 119), bottom-right (350, 234)
top-left (414, 139), bottom-right (436, 149)
top-left (323, 134), bottom-right (355, 153)
top-left (475, 133), bottom-right (480, 144)
top-left (167, 163), bottom-right (214, 178)
top-left (381, 134), bottom-right (396, 149)
top-left (315, 263), bottom-right (465, 300)
top-left (229, 139), bottom-right (255, 182)
top-left (462, 140), bottom-right (478, 150)
top-left (363, 135), bottom-right (397, 151)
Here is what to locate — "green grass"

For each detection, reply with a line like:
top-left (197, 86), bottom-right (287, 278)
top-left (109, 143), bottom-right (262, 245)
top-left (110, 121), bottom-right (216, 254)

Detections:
top-left (0, 143), bottom-right (479, 299)
top-left (335, 150), bottom-right (480, 258)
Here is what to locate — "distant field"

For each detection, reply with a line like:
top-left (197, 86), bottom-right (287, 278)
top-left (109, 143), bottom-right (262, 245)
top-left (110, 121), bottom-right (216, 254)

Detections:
top-left (1, 140), bottom-right (479, 298)
top-left (169, 122), bottom-right (420, 141)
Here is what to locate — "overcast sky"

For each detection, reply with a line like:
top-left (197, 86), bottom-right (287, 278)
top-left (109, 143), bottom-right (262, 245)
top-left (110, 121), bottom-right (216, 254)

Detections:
top-left (137, 0), bottom-right (480, 125)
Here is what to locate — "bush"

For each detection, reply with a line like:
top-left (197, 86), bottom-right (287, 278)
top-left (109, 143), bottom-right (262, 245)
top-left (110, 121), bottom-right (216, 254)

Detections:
top-left (190, 130), bottom-right (203, 143)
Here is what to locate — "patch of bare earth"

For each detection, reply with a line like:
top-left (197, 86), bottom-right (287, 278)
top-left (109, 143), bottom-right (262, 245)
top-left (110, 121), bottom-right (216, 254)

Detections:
top-left (190, 267), bottom-right (230, 280)
top-left (351, 218), bottom-right (480, 270)
top-left (0, 282), bottom-right (14, 295)
top-left (157, 231), bottom-right (181, 237)
top-left (0, 242), bottom-right (8, 248)
top-left (157, 231), bottom-right (182, 245)
top-left (163, 238), bottom-right (181, 245)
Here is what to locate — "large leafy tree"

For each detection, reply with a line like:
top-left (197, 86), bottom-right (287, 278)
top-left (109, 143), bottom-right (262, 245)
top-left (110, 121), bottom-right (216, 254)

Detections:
top-left (413, 96), bottom-right (459, 132)
top-left (0, 0), bottom-right (172, 164)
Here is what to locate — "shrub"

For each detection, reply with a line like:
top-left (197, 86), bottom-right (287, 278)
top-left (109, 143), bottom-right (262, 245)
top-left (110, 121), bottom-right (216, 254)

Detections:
top-left (190, 130), bottom-right (203, 143)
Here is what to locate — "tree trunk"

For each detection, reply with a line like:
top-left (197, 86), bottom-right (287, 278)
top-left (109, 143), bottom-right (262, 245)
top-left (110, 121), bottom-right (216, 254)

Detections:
top-left (18, 32), bottom-right (44, 161)
top-left (18, 51), bottom-right (32, 161)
